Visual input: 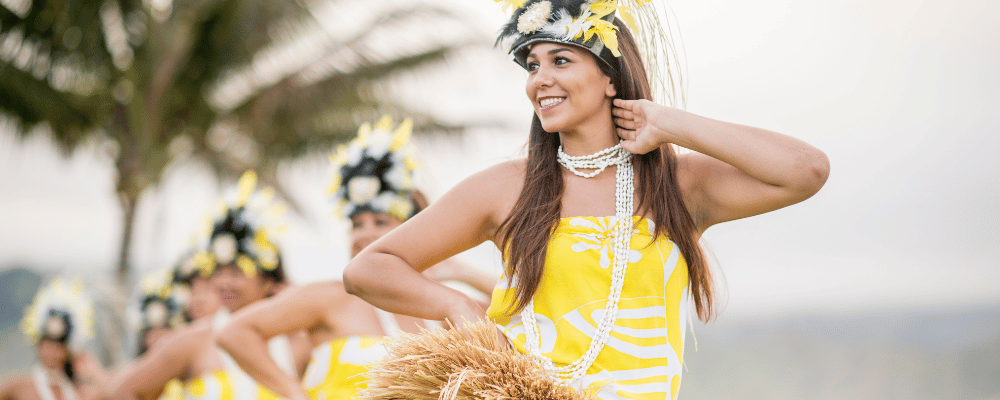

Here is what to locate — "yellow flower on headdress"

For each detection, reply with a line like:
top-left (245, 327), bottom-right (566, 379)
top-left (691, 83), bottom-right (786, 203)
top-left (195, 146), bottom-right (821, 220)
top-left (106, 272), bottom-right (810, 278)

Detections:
top-left (495, 0), bottom-right (527, 13)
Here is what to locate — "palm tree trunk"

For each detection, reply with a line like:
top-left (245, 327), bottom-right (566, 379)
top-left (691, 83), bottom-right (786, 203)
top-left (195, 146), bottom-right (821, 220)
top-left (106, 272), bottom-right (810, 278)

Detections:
top-left (117, 193), bottom-right (137, 287)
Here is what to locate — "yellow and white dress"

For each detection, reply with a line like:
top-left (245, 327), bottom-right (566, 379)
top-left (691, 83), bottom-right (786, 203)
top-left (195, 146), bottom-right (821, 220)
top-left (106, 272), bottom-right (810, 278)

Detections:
top-left (302, 335), bottom-right (387, 400)
top-left (182, 310), bottom-right (292, 400)
top-left (302, 310), bottom-right (440, 399)
top-left (488, 216), bottom-right (690, 400)
top-left (181, 370), bottom-right (233, 400)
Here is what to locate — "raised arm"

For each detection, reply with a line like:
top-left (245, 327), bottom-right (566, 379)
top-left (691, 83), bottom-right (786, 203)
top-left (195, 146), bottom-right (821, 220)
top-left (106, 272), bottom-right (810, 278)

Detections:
top-left (217, 283), bottom-right (342, 400)
top-left (109, 324), bottom-right (204, 400)
top-left (343, 162), bottom-right (521, 326)
top-left (612, 98), bottom-right (830, 231)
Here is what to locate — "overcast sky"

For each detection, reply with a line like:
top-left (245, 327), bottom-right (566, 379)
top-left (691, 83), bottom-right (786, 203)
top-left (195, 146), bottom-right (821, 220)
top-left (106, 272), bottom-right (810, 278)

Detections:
top-left (1, 0), bottom-right (997, 317)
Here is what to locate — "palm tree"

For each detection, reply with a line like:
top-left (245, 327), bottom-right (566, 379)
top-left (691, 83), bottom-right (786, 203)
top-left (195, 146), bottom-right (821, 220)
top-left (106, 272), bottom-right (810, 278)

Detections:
top-left (0, 0), bottom-right (481, 362)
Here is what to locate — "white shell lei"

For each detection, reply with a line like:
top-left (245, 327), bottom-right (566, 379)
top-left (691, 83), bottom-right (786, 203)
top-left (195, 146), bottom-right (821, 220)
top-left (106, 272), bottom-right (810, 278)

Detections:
top-left (520, 143), bottom-right (634, 384)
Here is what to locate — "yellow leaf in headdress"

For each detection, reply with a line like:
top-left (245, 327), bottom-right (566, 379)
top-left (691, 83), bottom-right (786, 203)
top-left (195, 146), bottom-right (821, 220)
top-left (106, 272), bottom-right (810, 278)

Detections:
top-left (618, 6), bottom-right (639, 32)
top-left (374, 115), bottom-right (393, 133)
top-left (589, 0), bottom-right (617, 18)
top-left (327, 176), bottom-right (341, 195)
top-left (236, 256), bottom-right (258, 277)
top-left (330, 145), bottom-right (347, 165)
top-left (588, 19), bottom-right (620, 56)
top-left (237, 171), bottom-right (258, 206)
top-left (390, 118), bottom-right (413, 152)
top-left (192, 252), bottom-right (216, 276)
top-left (494, 0), bottom-right (526, 13)
top-left (356, 123), bottom-right (372, 146)
top-left (259, 187), bottom-right (275, 204)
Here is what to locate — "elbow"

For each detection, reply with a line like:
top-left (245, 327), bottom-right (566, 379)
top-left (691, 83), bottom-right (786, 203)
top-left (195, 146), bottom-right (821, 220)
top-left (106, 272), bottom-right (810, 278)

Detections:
top-left (342, 260), bottom-right (364, 296)
top-left (796, 148), bottom-right (831, 197)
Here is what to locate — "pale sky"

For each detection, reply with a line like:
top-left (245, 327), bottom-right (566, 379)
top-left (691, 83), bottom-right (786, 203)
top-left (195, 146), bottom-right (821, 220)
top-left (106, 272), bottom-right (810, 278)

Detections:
top-left (1, 0), bottom-right (998, 317)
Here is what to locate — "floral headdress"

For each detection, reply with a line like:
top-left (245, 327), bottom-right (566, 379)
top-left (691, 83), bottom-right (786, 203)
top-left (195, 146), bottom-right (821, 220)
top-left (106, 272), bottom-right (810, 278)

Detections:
top-left (328, 116), bottom-right (419, 222)
top-left (137, 267), bottom-right (186, 332)
top-left (20, 277), bottom-right (94, 348)
top-left (193, 171), bottom-right (287, 278)
top-left (495, 0), bottom-right (685, 106)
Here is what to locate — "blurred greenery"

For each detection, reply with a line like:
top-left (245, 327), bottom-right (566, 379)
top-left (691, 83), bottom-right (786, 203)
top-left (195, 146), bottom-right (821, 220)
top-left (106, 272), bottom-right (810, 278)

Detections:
top-left (0, 0), bottom-right (479, 363)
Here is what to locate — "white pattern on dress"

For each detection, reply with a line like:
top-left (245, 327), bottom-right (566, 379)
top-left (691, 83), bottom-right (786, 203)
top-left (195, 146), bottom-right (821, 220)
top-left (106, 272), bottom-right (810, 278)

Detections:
top-left (567, 217), bottom-right (642, 268)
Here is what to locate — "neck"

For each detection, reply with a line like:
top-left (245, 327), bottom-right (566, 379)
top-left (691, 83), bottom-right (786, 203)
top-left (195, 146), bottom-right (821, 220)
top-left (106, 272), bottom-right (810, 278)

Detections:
top-left (557, 104), bottom-right (618, 156)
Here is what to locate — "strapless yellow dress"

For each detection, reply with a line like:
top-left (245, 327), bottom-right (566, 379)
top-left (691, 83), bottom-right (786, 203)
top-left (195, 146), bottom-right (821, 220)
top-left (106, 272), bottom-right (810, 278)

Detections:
top-left (302, 336), bottom-right (387, 400)
top-left (487, 216), bottom-right (690, 400)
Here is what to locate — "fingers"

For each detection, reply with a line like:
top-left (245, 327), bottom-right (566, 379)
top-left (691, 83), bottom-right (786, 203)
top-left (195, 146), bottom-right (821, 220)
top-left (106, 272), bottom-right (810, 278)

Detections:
top-left (616, 127), bottom-right (635, 141)
top-left (611, 106), bottom-right (634, 120)
top-left (614, 117), bottom-right (637, 131)
top-left (612, 98), bottom-right (633, 110)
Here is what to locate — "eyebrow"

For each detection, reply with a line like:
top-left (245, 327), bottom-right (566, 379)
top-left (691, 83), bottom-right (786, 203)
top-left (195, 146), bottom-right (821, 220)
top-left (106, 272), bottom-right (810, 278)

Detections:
top-left (526, 47), bottom-right (573, 60)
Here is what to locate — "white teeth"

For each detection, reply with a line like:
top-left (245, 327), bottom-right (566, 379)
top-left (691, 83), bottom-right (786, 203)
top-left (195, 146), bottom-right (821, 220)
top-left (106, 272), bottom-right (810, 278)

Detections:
top-left (540, 97), bottom-right (564, 108)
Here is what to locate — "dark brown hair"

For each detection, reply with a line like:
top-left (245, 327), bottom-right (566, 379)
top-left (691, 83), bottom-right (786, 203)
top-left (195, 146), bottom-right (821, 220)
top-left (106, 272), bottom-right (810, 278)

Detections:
top-left (495, 19), bottom-right (715, 322)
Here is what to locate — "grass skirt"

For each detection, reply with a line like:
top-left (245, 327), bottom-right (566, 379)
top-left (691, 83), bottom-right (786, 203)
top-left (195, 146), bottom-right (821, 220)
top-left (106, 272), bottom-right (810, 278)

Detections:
top-left (359, 320), bottom-right (597, 400)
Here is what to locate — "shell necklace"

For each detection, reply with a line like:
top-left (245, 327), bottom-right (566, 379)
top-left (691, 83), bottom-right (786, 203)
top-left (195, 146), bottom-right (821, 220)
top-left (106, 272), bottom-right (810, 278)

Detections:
top-left (520, 142), bottom-right (634, 384)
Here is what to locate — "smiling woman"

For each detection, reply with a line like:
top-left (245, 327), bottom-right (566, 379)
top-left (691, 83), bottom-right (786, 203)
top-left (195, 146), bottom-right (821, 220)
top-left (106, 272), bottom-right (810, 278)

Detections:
top-left (342, 0), bottom-right (829, 398)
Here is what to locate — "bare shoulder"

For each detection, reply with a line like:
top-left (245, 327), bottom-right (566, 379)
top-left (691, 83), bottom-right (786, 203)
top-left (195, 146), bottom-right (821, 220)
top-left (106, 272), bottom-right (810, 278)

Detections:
top-left (456, 159), bottom-right (526, 225)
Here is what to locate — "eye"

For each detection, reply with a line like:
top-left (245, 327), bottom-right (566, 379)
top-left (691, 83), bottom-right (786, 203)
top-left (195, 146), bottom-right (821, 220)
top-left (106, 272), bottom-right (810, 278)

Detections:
top-left (351, 220), bottom-right (362, 229)
top-left (526, 61), bottom-right (539, 71)
top-left (375, 217), bottom-right (391, 227)
top-left (554, 56), bottom-right (569, 65)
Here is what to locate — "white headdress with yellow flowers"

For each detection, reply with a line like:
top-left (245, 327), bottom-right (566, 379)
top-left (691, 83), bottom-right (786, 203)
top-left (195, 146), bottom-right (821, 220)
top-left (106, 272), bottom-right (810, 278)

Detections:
top-left (136, 267), bottom-right (186, 331)
top-left (21, 277), bottom-right (94, 348)
top-left (329, 116), bottom-right (419, 222)
top-left (495, 0), bottom-right (685, 107)
top-left (193, 171), bottom-right (288, 278)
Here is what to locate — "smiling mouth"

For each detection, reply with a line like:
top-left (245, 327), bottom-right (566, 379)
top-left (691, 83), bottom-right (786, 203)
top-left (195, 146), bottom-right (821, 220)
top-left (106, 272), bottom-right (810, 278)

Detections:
top-left (538, 97), bottom-right (565, 111)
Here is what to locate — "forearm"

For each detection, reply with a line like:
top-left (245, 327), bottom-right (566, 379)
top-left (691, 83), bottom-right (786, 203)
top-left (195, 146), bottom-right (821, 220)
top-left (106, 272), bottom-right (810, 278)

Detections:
top-left (344, 252), bottom-right (485, 324)
top-left (217, 324), bottom-right (308, 400)
top-left (666, 111), bottom-right (829, 190)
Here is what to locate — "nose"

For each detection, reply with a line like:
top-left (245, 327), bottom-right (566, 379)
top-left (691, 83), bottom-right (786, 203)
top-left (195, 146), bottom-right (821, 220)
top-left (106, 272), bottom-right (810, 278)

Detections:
top-left (532, 64), bottom-right (554, 90)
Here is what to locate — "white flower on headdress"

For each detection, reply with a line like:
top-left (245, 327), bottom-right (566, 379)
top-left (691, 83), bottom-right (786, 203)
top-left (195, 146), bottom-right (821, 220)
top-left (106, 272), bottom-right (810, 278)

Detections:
top-left (144, 302), bottom-right (168, 328)
top-left (517, 1), bottom-right (552, 34)
top-left (44, 316), bottom-right (67, 339)
top-left (211, 233), bottom-right (238, 265)
top-left (347, 176), bottom-right (381, 204)
top-left (370, 192), bottom-right (396, 215)
top-left (383, 164), bottom-right (409, 190)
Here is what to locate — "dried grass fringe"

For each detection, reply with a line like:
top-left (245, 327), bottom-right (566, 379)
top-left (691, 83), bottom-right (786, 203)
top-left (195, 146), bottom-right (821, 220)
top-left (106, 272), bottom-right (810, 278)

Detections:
top-left (359, 320), bottom-right (598, 400)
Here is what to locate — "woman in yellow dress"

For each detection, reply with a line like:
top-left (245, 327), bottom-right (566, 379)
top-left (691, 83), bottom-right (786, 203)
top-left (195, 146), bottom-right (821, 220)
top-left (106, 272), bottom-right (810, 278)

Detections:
top-left (217, 117), bottom-right (496, 400)
top-left (110, 172), bottom-right (312, 400)
top-left (342, 0), bottom-right (830, 398)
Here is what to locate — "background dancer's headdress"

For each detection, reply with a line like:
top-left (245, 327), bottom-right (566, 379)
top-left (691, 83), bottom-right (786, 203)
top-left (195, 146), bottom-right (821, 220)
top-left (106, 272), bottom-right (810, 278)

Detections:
top-left (137, 268), bottom-right (186, 332)
top-left (494, 0), bottom-right (685, 106)
top-left (193, 171), bottom-right (287, 280)
top-left (328, 116), bottom-right (419, 222)
top-left (21, 277), bottom-right (94, 349)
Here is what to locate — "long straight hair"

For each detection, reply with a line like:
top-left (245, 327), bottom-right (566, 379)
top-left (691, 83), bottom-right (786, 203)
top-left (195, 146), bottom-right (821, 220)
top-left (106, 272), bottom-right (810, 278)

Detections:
top-left (495, 19), bottom-right (715, 322)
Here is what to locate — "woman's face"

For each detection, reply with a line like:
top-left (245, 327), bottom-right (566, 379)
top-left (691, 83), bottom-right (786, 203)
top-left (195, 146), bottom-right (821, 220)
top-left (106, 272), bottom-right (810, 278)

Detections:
top-left (209, 264), bottom-right (276, 312)
top-left (36, 338), bottom-right (70, 370)
top-left (524, 42), bottom-right (616, 134)
top-left (187, 277), bottom-right (221, 320)
top-left (350, 211), bottom-right (403, 257)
